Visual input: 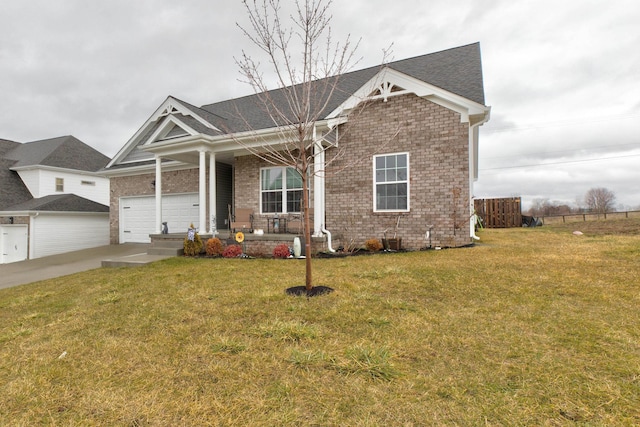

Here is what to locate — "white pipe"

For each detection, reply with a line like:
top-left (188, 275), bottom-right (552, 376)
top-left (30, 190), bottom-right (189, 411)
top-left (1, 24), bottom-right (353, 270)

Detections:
top-left (321, 224), bottom-right (335, 252)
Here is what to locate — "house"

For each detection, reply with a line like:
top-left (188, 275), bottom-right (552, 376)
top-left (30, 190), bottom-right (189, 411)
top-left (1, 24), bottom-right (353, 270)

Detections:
top-left (0, 136), bottom-right (110, 263)
top-left (103, 43), bottom-right (490, 252)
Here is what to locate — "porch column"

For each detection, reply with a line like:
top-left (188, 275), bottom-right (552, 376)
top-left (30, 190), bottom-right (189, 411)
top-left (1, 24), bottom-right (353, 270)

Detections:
top-left (199, 150), bottom-right (207, 233)
top-left (209, 153), bottom-right (217, 234)
top-left (155, 156), bottom-right (162, 234)
top-left (313, 142), bottom-right (325, 236)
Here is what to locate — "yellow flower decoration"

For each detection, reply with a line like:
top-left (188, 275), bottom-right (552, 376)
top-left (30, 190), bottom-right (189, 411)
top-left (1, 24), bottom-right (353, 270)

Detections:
top-left (235, 231), bottom-right (245, 243)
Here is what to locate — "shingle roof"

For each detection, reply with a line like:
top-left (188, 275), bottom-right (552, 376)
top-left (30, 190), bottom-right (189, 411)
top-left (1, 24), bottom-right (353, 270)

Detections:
top-left (1, 136), bottom-right (110, 211)
top-left (198, 43), bottom-right (486, 133)
top-left (4, 135), bottom-right (110, 171)
top-left (0, 139), bottom-right (32, 210)
top-left (3, 194), bottom-right (109, 213)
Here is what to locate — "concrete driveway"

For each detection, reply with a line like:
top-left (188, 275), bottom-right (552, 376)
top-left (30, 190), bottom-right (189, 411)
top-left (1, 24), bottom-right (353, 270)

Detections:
top-left (0, 244), bottom-right (150, 290)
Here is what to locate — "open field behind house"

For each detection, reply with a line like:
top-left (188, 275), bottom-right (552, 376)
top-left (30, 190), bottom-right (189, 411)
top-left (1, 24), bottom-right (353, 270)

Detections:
top-left (1, 219), bottom-right (639, 425)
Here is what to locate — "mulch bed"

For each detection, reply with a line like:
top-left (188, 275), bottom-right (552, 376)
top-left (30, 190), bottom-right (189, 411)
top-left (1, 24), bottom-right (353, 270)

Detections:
top-left (285, 286), bottom-right (334, 297)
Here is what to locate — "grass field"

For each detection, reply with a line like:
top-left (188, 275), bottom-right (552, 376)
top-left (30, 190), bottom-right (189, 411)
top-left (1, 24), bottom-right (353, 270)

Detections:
top-left (1, 219), bottom-right (639, 425)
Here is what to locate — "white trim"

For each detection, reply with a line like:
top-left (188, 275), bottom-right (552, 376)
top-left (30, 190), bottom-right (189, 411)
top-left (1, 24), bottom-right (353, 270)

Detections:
top-left (373, 152), bottom-right (410, 213)
top-left (259, 166), bottom-right (304, 215)
top-left (198, 150), bottom-right (207, 233)
top-left (326, 67), bottom-right (490, 124)
top-left (144, 115), bottom-right (198, 146)
top-left (106, 96), bottom-right (221, 169)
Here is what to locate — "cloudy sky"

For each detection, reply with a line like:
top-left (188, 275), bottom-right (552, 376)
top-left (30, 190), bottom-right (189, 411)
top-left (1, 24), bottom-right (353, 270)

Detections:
top-left (1, 0), bottom-right (639, 210)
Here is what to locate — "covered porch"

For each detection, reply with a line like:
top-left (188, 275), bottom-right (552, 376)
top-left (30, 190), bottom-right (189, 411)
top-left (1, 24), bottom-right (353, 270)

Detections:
top-left (142, 133), bottom-right (333, 246)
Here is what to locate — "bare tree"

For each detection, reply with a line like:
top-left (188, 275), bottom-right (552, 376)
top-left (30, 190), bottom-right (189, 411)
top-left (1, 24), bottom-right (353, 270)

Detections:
top-left (584, 187), bottom-right (616, 215)
top-left (234, 0), bottom-right (390, 292)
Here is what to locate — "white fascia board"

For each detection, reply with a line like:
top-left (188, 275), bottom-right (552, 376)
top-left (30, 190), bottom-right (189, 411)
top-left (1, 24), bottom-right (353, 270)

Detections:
top-left (106, 96), bottom-right (220, 168)
top-left (143, 115), bottom-right (199, 146)
top-left (10, 164), bottom-right (107, 177)
top-left (326, 67), bottom-right (490, 123)
top-left (100, 160), bottom-right (189, 177)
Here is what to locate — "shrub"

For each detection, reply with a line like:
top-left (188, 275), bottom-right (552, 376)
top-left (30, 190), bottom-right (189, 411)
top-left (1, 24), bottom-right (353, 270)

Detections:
top-left (205, 237), bottom-right (224, 256)
top-left (365, 238), bottom-right (383, 252)
top-left (183, 224), bottom-right (203, 256)
top-left (223, 244), bottom-right (243, 258)
top-left (273, 243), bottom-right (291, 259)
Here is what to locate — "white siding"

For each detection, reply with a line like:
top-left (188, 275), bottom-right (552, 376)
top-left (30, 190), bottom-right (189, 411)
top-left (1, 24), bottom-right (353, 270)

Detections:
top-left (16, 169), bottom-right (109, 205)
top-left (30, 213), bottom-right (109, 259)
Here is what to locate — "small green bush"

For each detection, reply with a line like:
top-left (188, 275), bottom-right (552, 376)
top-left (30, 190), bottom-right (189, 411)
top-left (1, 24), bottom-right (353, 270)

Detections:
top-left (183, 224), bottom-right (203, 256)
top-left (273, 243), bottom-right (291, 259)
top-left (205, 237), bottom-right (224, 256)
top-left (365, 238), bottom-right (383, 252)
top-left (222, 244), bottom-right (243, 258)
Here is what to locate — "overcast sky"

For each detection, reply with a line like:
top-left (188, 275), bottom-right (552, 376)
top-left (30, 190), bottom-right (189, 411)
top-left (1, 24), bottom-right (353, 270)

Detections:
top-left (1, 0), bottom-right (639, 210)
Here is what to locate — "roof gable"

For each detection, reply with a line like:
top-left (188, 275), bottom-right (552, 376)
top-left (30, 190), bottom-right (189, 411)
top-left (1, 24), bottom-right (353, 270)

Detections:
top-left (195, 43), bottom-right (486, 134)
top-left (107, 97), bottom-right (225, 167)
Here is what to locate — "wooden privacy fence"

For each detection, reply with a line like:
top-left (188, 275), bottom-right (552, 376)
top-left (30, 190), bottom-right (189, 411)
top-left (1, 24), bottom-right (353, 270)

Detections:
top-left (475, 197), bottom-right (522, 228)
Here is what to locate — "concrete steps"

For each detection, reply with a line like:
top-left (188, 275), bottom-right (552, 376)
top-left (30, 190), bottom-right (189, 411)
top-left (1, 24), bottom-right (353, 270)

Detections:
top-left (101, 253), bottom-right (172, 268)
top-left (102, 234), bottom-right (188, 267)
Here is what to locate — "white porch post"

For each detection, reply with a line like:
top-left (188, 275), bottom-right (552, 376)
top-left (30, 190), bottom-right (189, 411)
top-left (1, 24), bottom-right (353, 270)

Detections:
top-left (155, 156), bottom-right (162, 234)
top-left (199, 150), bottom-right (207, 233)
top-left (313, 142), bottom-right (325, 236)
top-left (209, 153), bottom-right (217, 234)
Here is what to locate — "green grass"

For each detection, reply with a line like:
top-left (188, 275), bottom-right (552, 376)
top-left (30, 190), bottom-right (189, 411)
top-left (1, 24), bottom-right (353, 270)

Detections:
top-left (1, 219), bottom-right (640, 425)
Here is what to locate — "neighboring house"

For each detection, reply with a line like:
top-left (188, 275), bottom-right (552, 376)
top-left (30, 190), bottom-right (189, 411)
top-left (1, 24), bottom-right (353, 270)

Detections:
top-left (103, 43), bottom-right (491, 250)
top-left (0, 136), bottom-right (110, 263)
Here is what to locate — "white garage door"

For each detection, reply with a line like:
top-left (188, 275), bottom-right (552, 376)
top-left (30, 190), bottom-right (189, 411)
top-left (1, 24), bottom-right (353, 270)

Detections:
top-left (1, 225), bottom-right (28, 264)
top-left (120, 193), bottom-right (200, 243)
top-left (31, 214), bottom-right (109, 259)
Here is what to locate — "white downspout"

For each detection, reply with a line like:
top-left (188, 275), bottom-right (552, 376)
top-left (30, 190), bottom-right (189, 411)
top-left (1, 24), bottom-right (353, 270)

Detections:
top-left (313, 128), bottom-right (334, 252)
top-left (469, 108), bottom-right (491, 241)
top-left (321, 224), bottom-right (335, 252)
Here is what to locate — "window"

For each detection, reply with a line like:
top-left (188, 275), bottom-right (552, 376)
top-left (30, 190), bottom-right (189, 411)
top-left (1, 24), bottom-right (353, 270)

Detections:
top-left (81, 180), bottom-right (96, 186)
top-left (55, 178), bottom-right (64, 192)
top-left (373, 153), bottom-right (409, 212)
top-left (261, 167), bottom-right (304, 213)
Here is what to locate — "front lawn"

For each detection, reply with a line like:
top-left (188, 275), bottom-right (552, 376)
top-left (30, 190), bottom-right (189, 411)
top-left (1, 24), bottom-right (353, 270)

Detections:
top-left (1, 220), bottom-right (639, 425)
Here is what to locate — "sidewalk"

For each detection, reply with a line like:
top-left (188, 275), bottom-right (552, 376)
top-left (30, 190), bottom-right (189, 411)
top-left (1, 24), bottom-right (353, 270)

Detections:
top-left (0, 244), bottom-right (152, 290)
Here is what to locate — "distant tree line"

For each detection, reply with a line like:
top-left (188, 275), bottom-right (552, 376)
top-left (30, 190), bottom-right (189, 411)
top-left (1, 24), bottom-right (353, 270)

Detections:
top-left (526, 187), bottom-right (621, 216)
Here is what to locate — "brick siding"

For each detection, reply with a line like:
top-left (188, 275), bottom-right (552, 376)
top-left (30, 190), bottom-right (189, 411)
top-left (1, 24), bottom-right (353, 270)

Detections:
top-left (111, 94), bottom-right (472, 250)
top-left (325, 94), bottom-right (471, 249)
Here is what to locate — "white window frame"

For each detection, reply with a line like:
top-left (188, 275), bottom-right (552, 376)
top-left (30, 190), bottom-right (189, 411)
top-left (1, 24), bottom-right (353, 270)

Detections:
top-left (373, 152), bottom-right (410, 212)
top-left (260, 166), bottom-right (305, 214)
top-left (55, 177), bottom-right (64, 192)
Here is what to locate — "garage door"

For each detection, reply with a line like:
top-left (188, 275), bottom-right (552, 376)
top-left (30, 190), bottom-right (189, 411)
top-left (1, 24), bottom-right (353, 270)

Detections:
top-left (31, 214), bottom-right (109, 259)
top-left (1, 225), bottom-right (28, 264)
top-left (120, 193), bottom-right (200, 243)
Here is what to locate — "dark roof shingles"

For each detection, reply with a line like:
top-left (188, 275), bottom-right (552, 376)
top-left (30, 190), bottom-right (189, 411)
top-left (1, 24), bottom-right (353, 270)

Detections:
top-left (3, 194), bottom-right (109, 213)
top-left (199, 43), bottom-right (485, 133)
top-left (5, 135), bottom-right (110, 171)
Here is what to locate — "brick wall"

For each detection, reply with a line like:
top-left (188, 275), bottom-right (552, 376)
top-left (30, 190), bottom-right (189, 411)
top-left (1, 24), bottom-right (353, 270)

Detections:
top-left (109, 168), bottom-right (199, 243)
top-left (110, 94), bottom-right (472, 249)
top-left (234, 155), bottom-right (315, 232)
top-left (325, 94), bottom-right (471, 249)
